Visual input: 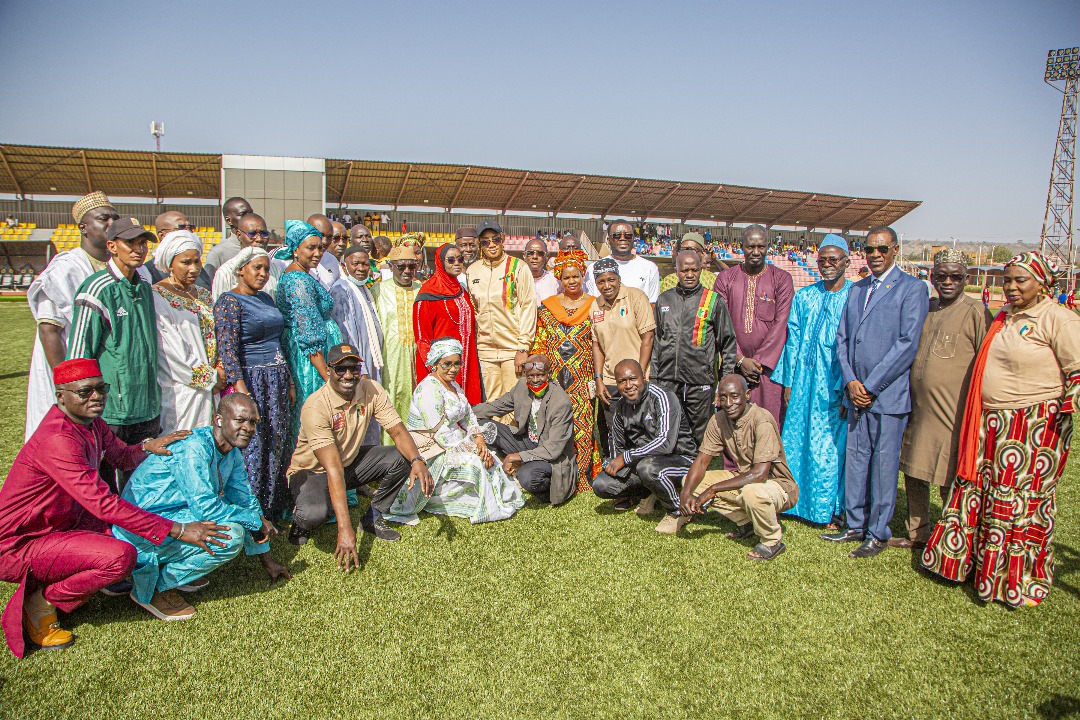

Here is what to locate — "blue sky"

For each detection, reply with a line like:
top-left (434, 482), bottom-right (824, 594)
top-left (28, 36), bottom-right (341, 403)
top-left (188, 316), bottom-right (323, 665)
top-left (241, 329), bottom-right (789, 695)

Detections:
top-left (0, 0), bottom-right (1076, 242)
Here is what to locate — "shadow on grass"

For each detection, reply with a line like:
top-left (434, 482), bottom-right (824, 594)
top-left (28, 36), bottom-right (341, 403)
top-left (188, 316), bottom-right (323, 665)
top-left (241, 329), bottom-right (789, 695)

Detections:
top-left (434, 514), bottom-right (459, 544)
top-left (1038, 694), bottom-right (1080, 720)
top-left (1051, 542), bottom-right (1080, 602)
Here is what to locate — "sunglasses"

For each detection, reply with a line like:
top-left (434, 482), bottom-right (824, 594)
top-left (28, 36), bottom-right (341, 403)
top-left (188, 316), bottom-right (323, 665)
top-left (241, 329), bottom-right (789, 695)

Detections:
top-left (610, 232), bottom-right (634, 239)
top-left (394, 262), bottom-right (419, 271)
top-left (932, 273), bottom-right (966, 282)
top-left (524, 250), bottom-right (546, 257)
top-left (61, 383), bottom-right (110, 399)
top-left (818, 256), bottom-right (846, 266)
top-left (173, 223), bottom-right (197, 232)
top-left (438, 359), bottom-right (462, 369)
top-left (444, 255), bottom-right (464, 264)
top-left (243, 230), bottom-right (270, 239)
top-left (865, 244), bottom-right (895, 255)
top-left (479, 237), bottom-right (504, 247)
top-left (332, 365), bottom-right (361, 377)
top-left (522, 361), bottom-right (547, 371)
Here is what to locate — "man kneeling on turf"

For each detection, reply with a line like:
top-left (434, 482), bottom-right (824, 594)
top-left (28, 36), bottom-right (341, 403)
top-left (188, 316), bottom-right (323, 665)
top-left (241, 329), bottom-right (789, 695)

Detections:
top-left (116, 393), bottom-right (291, 620)
top-left (473, 354), bottom-right (578, 505)
top-left (679, 374), bottom-right (799, 561)
top-left (592, 359), bottom-right (698, 534)
top-left (286, 344), bottom-right (433, 571)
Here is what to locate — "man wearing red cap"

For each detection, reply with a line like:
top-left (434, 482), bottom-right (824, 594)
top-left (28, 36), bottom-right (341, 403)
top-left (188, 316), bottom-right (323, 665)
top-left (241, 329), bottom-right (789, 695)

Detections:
top-left (0, 359), bottom-right (227, 657)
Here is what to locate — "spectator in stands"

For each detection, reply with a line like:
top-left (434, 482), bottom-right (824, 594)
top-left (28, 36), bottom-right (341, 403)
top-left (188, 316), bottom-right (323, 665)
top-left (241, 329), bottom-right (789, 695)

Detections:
top-left (659, 232), bottom-right (718, 294)
top-left (145, 210), bottom-right (196, 283)
top-left (363, 213), bottom-right (373, 229)
top-left (524, 238), bottom-right (559, 301)
top-left (590, 257), bottom-right (656, 454)
top-left (151, 230), bottom-right (222, 432)
top-left (276, 220), bottom-right (343, 443)
top-left (0, 358), bottom-right (214, 657)
top-left (467, 220), bottom-right (538, 405)
top-left (67, 218), bottom-right (162, 492)
top-left (592, 359), bottom-right (697, 533)
top-left (25, 192), bottom-right (119, 441)
top-left (342, 212), bottom-right (353, 229)
top-left (858, 266), bottom-right (870, 280)
top-left (651, 250), bottom-right (737, 444)
top-left (894, 249), bottom-right (991, 550)
top-left (372, 235), bottom-right (392, 272)
top-left (825, 226), bottom-right (928, 558)
top-left (203, 197), bottom-right (254, 288)
top-left (116, 394), bottom-right (290, 621)
top-left (680, 374), bottom-right (799, 560)
top-left (713, 224), bottom-right (794, 430)
top-left (380, 212), bottom-right (391, 230)
top-left (414, 244), bottom-right (482, 404)
top-left (214, 247), bottom-right (295, 519)
top-left (772, 235), bottom-right (853, 529)
top-left (307, 214), bottom-right (339, 291)
top-left (455, 226), bottom-right (479, 269)
top-left (212, 213), bottom-right (278, 301)
top-left (585, 220), bottom-right (660, 303)
top-left (372, 235), bottom-right (423, 439)
top-left (4, 214), bottom-right (16, 228)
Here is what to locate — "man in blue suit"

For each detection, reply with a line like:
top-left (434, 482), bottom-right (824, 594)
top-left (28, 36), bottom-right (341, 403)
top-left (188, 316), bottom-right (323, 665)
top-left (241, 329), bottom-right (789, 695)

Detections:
top-left (823, 226), bottom-right (929, 558)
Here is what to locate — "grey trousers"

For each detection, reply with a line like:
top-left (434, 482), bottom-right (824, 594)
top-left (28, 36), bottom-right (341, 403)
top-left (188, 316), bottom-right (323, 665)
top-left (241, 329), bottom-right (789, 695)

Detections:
top-left (488, 421), bottom-right (553, 501)
top-left (592, 454), bottom-right (693, 514)
top-left (288, 446), bottom-right (409, 533)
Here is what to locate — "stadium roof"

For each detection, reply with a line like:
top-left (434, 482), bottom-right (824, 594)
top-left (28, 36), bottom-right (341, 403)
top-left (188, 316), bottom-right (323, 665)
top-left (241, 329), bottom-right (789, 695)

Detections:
top-left (0, 143), bottom-right (920, 231)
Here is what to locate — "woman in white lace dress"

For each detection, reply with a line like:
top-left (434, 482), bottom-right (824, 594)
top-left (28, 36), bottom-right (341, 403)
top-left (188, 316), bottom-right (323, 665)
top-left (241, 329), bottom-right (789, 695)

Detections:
top-left (386, 337), bottom-right (524, 524)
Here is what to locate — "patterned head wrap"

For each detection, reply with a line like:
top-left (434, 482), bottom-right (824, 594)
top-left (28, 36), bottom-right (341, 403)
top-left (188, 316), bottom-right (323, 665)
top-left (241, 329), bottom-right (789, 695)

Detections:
top-left (820, 234), bottom-right (849, 254)
top-left (154, 230), bottom-right (203, 270)
top-left (932, 248), bottom-right (966, 266)
top-left (283, 220), bottom-right (321, 257)
top-left (425, 337), bottom-right (463, 368)
top-left (234, 246), bottom-right (270, 270)
top-left (592, 257), bottom-right (620, 278)
top-left (1005, 251), bottom-right (1059, 291)
top-left (389, 232), bottom-right (425, 262)
top-left (72, 191), bottom-right (112, 223)
top-left (553, 249), bottom-right (588, 279)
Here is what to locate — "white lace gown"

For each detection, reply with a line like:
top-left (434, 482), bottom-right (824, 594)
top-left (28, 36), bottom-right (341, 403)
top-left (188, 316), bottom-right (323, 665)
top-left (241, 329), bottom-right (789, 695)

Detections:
top-left (386, 375), bottom-right (524, 524)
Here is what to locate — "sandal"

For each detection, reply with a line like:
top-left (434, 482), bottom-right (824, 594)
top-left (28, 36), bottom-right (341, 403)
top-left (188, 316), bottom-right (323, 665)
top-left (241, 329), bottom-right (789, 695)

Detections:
top-left (726, 523), bottom-right (754, 540)
top-left (748, 542), bottom-right (786, 561)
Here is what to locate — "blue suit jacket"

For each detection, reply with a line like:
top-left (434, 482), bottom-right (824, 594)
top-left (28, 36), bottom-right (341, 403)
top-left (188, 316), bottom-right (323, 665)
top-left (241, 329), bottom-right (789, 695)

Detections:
top-left (836, 266), bottom-right (929, 414)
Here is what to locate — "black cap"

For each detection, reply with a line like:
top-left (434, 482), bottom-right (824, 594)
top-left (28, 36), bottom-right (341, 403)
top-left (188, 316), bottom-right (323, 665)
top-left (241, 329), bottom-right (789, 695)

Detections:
top-left (106, 217), bottom-right (155, 243)
top-left (326, 343), bottom-right (362, 367)
top-left (475, 220), bottom-right (502, 237)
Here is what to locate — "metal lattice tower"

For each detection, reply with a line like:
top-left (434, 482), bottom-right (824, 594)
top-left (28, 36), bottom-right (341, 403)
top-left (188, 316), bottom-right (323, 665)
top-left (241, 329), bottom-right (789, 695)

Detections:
top-left (1040, 48), bottom-right (1079, 288)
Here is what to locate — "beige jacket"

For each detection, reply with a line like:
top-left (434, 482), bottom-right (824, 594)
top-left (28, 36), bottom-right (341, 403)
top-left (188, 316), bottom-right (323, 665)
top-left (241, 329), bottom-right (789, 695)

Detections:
top-left (466, 254), bottom-right (537, 358)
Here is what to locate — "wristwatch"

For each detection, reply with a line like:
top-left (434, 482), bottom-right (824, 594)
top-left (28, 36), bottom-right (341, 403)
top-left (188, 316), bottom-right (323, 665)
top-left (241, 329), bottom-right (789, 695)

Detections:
top-left (408, 456), bottom-right (424, 465)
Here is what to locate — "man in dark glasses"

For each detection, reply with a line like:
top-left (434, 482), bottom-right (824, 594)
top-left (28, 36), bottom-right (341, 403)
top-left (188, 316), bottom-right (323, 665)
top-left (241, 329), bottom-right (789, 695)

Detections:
top-left (586, 220), bottom-right (661, 303)
top-left (370, 236), bottom-right (424, 428)
top-left (210, 213), bottom-right (279, 299)
top-left (204, 197), bottom-right (254, 288)
top-left (894, 249), bottom-right (991, 551)
top-left (523, 238), bottom-right (559, 301)
top-left (146, 210), bottom-right (208, 285)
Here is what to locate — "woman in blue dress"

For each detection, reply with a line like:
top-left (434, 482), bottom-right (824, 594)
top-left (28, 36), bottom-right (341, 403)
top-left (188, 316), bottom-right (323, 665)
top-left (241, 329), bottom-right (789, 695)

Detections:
top-left (275, 220), bottom-right (343, 443)
top-left (214, 247), bottom-right (294, 520)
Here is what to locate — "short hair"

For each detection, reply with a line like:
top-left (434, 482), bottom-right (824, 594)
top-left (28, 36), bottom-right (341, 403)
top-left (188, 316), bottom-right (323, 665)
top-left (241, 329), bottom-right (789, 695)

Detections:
top-left (741, 224), bottom-right (768, 242)
top-left (866, 225), bottom-right (898, 245)
top-left (217, 392), bottom-right (257, 417)
top-left (222, 197), bottom-right (248, 214)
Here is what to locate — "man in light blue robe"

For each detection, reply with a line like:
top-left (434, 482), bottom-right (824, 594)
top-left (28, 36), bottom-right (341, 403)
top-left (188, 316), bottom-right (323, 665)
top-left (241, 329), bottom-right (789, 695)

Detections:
top-left (772, 235), bottom-right (853, 526)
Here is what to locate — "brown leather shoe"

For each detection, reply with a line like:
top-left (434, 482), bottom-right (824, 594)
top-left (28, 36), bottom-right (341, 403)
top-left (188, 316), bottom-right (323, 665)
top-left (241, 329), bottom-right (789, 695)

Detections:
top-left (23, 608), bottom-right (74, 650)
top-left (132, 590), bottom-right (196, 621)
top-left (887, 537), bottom-right (925, 550)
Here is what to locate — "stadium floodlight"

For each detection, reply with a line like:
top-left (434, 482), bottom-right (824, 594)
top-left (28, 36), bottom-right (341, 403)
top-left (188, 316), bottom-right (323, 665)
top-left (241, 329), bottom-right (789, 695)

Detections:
top-left (1039, 47), bottom-right (1079, 289)
top-left (150, 121), bottom-right (165, 152)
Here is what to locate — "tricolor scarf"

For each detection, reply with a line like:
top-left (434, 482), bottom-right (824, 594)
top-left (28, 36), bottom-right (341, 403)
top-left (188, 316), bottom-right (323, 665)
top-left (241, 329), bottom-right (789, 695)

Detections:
top-left (527, 380), bottom-right (549, 397)
top-left (692, 289), bottom-right (719, 346)
top-left (502, 255), bottom-right (523, 311)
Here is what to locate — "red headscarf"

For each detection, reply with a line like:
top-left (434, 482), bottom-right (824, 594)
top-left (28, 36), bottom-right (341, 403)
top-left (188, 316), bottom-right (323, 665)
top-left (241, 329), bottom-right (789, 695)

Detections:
top-left (416, 244), bottom-right (465, 302)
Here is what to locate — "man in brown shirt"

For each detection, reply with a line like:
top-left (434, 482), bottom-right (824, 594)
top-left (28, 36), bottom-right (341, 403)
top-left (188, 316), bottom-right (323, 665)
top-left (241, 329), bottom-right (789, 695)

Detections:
top-left (679, 374), bottom-right (798, 561)
top-left (894, 250), bottom-right (991, 549)
top-left (287, 344), bottom-right (433, 570)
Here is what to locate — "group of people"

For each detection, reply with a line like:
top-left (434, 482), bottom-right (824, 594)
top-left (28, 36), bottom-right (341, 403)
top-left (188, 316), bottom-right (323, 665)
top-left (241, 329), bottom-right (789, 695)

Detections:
top-left (0, 189), bottom-right (1076, 658)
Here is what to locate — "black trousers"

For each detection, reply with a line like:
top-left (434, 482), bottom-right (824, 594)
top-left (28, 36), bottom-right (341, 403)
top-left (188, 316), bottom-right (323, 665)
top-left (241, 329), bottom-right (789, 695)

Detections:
top-left (104, 416), bottom-right (161, 493)
top-left (489, 421), bottom-right (553, 501)
top-left (655, 379), bottom-right (715, 446)
top-left (288, 446), bottom-right (409, 533)
top-left (592, 454), bottom-right (693, 515)
top-left (597, 383), bottom-right (620, 457)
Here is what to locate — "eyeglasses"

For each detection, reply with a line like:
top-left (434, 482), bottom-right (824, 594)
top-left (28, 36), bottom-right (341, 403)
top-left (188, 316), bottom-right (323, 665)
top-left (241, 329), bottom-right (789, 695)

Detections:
top-left (865, 244), bottom-right (895, 256)
top-left (243, 230), bottom-right (270, 239)
top-left (394, 262), bottom-right (419, 271)
top-left (172, 223), bottom-right (197, 232)
top-left (61, 383), bottom-right (110, 399)
top-left (479, 237), bottom-right (504, 247)
top-left (332, 234), bottom-right (346, 242)
top-left (437, 359), bottom-right (462, 369)
top-left (818, 256), bottom-right (846, 266)
top-left (932, 272), bottom-right (966, 282)
top-left (524, 250), bottom-right (546, 257)
top-left (522, 361), bottom-right (547, 371)
top-left (332, 365), bottom-right (361, 377)
top-left (444, 255), bottom-right (464, 265)
top-left (610, 232), bottom-right (634, 239)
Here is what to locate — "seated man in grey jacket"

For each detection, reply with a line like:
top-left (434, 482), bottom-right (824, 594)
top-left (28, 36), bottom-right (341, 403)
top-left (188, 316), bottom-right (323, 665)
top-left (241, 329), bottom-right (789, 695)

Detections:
top-left (473, 355), bottom-right (577, 505)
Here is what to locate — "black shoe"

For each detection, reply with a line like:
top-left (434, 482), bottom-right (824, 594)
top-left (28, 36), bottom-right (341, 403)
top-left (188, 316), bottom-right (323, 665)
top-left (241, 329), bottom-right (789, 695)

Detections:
top-left (287, 523), bottom-right (309, 546)
top-left (849, 537), bottom-right (887, 558)
top-left (100, 578), bottom-right (133, 596)
top-left (360, 508), bottom-right (401, 542)
top-left (821, 528), bottom-right (866, 543)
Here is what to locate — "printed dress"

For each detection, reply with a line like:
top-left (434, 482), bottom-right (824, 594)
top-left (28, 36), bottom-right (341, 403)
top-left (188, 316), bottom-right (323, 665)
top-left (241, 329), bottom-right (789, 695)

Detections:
top-left (152, 284), bottom-right (218, 431)
top-left (386, 376), bottom-right (524, 524)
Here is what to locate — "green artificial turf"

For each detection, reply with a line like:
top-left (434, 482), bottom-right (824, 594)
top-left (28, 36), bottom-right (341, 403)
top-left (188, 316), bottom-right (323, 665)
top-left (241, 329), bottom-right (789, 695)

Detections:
top-left (0, 301), bottom-right (1078, 719)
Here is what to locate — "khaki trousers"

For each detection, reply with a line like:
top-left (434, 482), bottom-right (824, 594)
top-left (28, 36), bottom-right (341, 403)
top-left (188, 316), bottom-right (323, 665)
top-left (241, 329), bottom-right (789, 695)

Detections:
top-left (693, 470), bottom-right (789, 546)
top-left (904, 475), bottom-right (951, 543)
top-left (479, 356), bottom-right (520, 403)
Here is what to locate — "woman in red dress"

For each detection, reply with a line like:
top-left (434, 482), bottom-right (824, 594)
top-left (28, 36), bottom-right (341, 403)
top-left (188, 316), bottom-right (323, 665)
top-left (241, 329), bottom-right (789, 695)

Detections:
top-left (413, 244), bottom-right (483, 403)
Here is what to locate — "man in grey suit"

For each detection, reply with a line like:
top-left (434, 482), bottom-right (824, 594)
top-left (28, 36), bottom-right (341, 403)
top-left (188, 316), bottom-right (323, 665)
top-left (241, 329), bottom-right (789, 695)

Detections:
top-left (823, 226), bottom-right (929, 558)
top-left (473, 355), bottom-right (578, 505)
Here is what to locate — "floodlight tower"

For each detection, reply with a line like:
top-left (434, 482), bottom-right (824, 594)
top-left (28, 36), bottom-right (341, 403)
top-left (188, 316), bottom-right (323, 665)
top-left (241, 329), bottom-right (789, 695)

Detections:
top-left (1040, 47), bottom-right (1079, 290)
top-left (150, 121), bottom-right (165, 152)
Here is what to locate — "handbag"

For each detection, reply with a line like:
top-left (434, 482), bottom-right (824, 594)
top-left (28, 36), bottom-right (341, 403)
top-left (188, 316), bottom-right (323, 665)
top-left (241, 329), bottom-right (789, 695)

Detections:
top-left (409, 416), bottom-right (447, 461)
